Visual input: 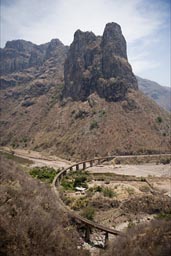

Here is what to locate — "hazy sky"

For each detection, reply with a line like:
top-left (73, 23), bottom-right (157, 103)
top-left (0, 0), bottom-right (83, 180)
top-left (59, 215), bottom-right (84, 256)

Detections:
top-left (1, 0), bottom-right (170, 86)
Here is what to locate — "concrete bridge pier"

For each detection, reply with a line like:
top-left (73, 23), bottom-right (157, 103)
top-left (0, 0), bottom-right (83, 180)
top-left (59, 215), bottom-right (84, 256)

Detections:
top-left (90, 160), bottom-right (93, 167)
top-left (85, 226), bottom-right (91, 242)
top-left (98, 159), bottom-right (101, 165)
top-left (83, 162), bottom-right (86, 170)
top-left (104, 232), bottom-right (109, 247)
top-left (76, 164), bottom-right (79, 171)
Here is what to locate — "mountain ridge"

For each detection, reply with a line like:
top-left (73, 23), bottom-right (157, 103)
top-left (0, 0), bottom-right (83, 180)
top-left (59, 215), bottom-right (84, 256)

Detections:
top-left (1, 39), bottom-right (169, 111)
top-left (0, 23), bottom-right (170, 159)
top-left (136, 76), bottom-right (171, 112)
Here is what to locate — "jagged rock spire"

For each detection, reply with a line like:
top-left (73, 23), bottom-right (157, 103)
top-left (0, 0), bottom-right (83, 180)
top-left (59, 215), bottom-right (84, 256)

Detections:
top-left (63, 22), bottom-right (138, 102)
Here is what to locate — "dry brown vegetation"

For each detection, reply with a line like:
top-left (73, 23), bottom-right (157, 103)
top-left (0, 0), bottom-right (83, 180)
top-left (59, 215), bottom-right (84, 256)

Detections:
top-left (0, 87), bottom-right (170, 161)
top-left (0, 33), bottom-right (170, 161)
top-left (0, 156), bottom-right (89, 256)
top-left (121, 195), bottom-right (171, 214)
top-left (101, 220), bottom-right (171, 256)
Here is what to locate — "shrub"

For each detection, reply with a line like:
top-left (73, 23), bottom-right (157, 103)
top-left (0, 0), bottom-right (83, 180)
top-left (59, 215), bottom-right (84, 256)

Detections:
top-left (98, 109), bottom-right (106, 117)
top-left (86, 186), bottom-right (102, 197)
top-left (62, 196), bottom-right (75, 206)
top-left (94, 186), bottom-right (103, 192)
top-left (103, 187), bottom-right (116, 198)
top-left (90, 120), bottom-right (99, 130)
top-left (90, 196), bottom-right (120, 210)
top-left (114, 158), bottom-right (121, 164)
top-left (71, 197), bottom-right (89, 210)
top-left (74, 175), bottom-right (88, 188)
top-left (127, 220), bottom-right (135, 229)
top-left (61, 171), bottom-right (89, 191)
top-left (29, 166), bottom-right (57, 183)
top-left (126, 187), bottom-right (135, 195)
top-left (140, 177), bottom-right (146, 182)
top-left (74, 109), bottom-right (88, 119)
top-left (155, 213), bottom-right (171, 220)
top-left (61, 179), bottom-right (74, 191)
top-left (11, 142), bottom-right (18, 148)
top-left (139, 185), bottom-right (150, 192)
top-left (156, 116), bottom-right (162, 123)
top-left (160, 158), bottom-right (170, 165)
top-left (81, 206), bottom-right (95, 220)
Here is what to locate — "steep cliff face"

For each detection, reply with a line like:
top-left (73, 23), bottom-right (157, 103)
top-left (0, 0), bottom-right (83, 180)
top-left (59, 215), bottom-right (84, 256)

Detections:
top-left (0, 39), bottom-right (68, 88)
top-left (63, 22), bottom-right (138, 101)
top-left (0, 40), bottom-right (47, 75)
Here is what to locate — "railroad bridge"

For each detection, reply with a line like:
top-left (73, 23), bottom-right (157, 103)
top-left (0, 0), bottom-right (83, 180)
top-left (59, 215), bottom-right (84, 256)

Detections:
top-left (53, 155), bottom-right (125, 246)
top-left (53, 154), bottom-right (167, 246)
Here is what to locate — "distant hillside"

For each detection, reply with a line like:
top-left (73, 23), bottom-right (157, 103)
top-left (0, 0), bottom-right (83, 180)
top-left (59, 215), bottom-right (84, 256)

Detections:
top-left (0, 23), bottom-right (170, 160)
top-left (137, 76), bottom-right (171, 112)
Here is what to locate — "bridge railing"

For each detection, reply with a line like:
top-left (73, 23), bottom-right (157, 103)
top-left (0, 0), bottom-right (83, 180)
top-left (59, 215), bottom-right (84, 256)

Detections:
top-left (52, 155), bottom-right (125, 236)
top-left (53, 155), bottom-right (115, 187)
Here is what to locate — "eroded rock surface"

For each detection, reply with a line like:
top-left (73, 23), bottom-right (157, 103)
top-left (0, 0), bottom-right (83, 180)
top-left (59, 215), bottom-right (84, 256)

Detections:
top-left (0, 39), bottom-right (68, 88)
top-left (63, 22), bottom-right (138, 102)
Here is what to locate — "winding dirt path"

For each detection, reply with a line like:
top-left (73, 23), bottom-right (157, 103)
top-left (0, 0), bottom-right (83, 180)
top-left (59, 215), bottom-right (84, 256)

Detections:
top-left (0, 147), bottom-right (73, 169)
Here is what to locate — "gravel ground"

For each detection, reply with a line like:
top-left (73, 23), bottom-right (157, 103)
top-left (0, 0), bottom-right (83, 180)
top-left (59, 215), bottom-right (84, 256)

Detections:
top-left (89, 163), bottom-right (171, 178)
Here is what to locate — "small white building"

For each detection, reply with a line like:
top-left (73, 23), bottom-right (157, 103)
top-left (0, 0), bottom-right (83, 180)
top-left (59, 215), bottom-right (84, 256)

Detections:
top-left (75, 186), bottom-right (86, 192)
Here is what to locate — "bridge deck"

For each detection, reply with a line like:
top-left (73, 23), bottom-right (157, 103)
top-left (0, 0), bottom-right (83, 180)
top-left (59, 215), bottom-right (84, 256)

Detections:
top-left (71, 212), bottom-right (122, 235)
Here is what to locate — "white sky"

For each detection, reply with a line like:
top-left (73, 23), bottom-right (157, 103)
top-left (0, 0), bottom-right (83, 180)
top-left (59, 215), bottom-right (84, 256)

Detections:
top-left (1, 0), bottom-right (170, 86)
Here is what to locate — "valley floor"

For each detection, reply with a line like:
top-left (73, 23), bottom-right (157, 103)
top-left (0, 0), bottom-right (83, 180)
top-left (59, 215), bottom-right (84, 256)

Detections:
top-left (89, 163), bottom-right (171, 178)
top-left (1, 146), bottom-right (170, 256)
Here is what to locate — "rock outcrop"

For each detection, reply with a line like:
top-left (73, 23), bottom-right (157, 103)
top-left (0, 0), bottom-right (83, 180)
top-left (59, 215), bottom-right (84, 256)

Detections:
top-left (0, 39), bottom-right (68, 88)
top-left (63, 22), bottom-right (138, 102)
top-left (0, 40), bottom-right (47, 75)
top-left (0, 39), bottom-right (68, 75)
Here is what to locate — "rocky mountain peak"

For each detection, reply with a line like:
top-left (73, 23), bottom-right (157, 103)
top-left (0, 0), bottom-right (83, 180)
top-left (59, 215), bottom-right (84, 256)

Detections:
top-left (63, 22), bottom-right (138, 102)
top-left (0, 38), bottom-right (67, 76)
top-left (70, 30), bottom-right (98, 59)
top-left (101, 22), bottom-right (127, 60)
top-left (5, 39), bottom-right (35, 52)
top-left (74, 29), bottom-right (97, 43)
top-left (45, 38), bottom-right (66, 59)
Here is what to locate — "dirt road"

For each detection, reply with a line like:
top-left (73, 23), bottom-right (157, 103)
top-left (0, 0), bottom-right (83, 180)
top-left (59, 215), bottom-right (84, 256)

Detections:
top-left (0, 147), bottom-right (73, 170)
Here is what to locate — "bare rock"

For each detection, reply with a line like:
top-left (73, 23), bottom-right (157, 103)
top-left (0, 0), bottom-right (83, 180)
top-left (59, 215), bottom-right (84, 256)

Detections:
top-left (63, 22), bottom-right (138, 102)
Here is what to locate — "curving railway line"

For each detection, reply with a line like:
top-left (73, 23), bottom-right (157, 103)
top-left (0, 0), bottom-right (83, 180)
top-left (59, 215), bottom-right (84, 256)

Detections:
top-left (52, 156), bottom-right (123, 242)
top-left (52, 154), bottom-right (169, 243)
